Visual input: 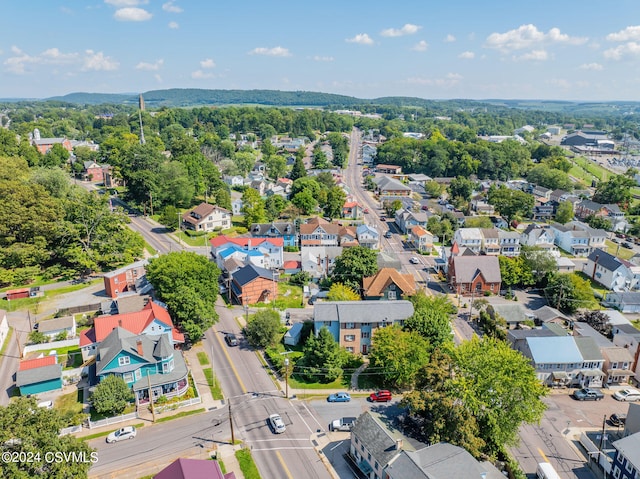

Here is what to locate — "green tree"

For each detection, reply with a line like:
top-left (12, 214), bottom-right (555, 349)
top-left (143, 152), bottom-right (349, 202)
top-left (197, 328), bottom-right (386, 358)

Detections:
top-left (585, 215), bottom-right (612, 231)
top-left (145, 252), bottom-right (220, 341)
top-left (265, 195), bottom-right (287, 221)
top-left (28, 331), bottom-right (47, 344)
top-left (234, 150), bottom-right (256, 177)
top-left (520, 246), bottom-right (557, 285)
top-left (159, 205), bottom-right (180, 230)
top-left (368, 325), bottom-right (431, 389)
top-left (526, 164), bottom-right (572, 191)
top-left (593, 173), bottom-right (636, 208)
top-left (383, 199), bottom-right (403, 217)
top-left (241, 188), bottom-right (267, 226)
top-left (290, 151), bottom-right (307, 181)
top-left (292, 190), bottom-right (318, 215)
top-left (449, 176), bottom-right (474, 202)
top-left (498, 256), bottom-right (534, 288)
top-left (91, 375), bottom-right (134, 416)
top-left (0, 397), bottom-right (95, 479)
top-left (404, 291), bottom-right (456, 350)
top-left (464, 216), bottom-right (493, 228)
top-left (327, 283), bottom-right (361, 301)
top-left (265, 154), bottom-right (287, 180)
top-left (555, 200), bottom-right (574, 224)
top-left (546, 273), bottom-right (596, 314)
top-left (298, 327), bottom-right (344, 383)
top-left (324, 186), bottom-right (346, 218)
top-left (576, 310), bottom-right (612, 337)
top-left (487, 185), bottom-right (534, 222)
top-left (332, 246), bottom-right (378, 291)
top-left (245, 310), bottom-right (281, 348)
top-left (425, 180), bottom-right (443, 198)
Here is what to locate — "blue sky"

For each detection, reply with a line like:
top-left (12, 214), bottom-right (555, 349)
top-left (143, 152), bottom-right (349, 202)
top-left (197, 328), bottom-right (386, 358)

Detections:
top-left (3, 0), bottom-right (640, 101)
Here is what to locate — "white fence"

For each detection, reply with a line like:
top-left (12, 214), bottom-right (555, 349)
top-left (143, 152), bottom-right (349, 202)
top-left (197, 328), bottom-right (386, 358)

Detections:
top-left (23, 338), bottom-right (80, 356)
top-left (87, 411), bottom-right (139, 429)
top-left (155, 396), bottom-right (201, 414)
top-left (59, 425), bottom-right (83, 436)
top-left (580, 431), bottom-right (612, 474)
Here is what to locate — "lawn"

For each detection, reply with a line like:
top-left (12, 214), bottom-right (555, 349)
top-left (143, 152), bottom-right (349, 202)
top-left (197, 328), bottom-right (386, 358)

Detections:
top-left (288, 375), bottom-right (348, 390)
top-left (605, 239), bottom-right (635, 260)
top-left (259, 283), bottom-right (303, 310)
top-left (176, 230), bottom-right (212, 248)
top-left (27, 344), bottom-right (83, 369)
top-left (0, 279), bottom-right (101, 312)
top-left (235, 448), bottom-right (261, 479)
top-left (203, 368), bottom-right (223, 400)
top-left (197, 351), bottom-right (210, 366)
top-left (55, 390), bottom-right (84, 418)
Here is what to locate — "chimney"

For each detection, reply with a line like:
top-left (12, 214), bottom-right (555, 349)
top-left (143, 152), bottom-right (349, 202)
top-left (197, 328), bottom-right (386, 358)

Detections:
top-left (118, 319), bottom-right (123, 327)
top-left (395, 439), bottom-right (403, 450)
top-left (592, 255), bottom-right (599, 280)
top-left (136, 340), bottom-right (143, 356)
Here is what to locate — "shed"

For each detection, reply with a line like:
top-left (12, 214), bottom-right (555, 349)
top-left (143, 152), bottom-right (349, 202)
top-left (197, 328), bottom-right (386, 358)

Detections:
top-left (284, 322), bottom-right (304, 346)
top-left (16, 356), bottom-right (62, 395)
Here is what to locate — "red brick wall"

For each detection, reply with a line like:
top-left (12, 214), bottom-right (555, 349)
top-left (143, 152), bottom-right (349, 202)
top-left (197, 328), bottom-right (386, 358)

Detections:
top-left (240, 277), bottom-right (277, 305)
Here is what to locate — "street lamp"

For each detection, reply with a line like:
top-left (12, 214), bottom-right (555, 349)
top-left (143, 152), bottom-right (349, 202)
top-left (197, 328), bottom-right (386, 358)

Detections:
top-left (244, 304), bottom-right (249, 324)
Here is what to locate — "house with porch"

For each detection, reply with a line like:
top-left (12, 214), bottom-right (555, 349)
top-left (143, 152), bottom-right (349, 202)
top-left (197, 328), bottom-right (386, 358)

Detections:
top-left (447, 255), bottom-right (501, 296)
top-left (16, 355), bottom-right (63, 395)
top-left (313, 300), bottom-right (414, 355)
top-left (516, 336), bottom-right (586, 387)
top-left (453, 228), bottom-right (483, 254)
top-left (362, 268), bottom-right (416, 301)
top-left (394, 209), bottom-right (428, 235)
top-left (249, 222), bottom-right (297, 248)
top-left (210, 235), bottom-right (284, 270)
top-left (182, 202), bottom-right (231, 232)
top-left (498, 230), bottom-right (521, 257)
top-left (520, 224), bottom-right (558, 256)
top-left (582, 249), bottom-right (640, 291)
top-left (342, 201), bottom-right (363, 220)
top-left (550, 221), bottom-right (607, 257)
top-left (408, 225), bottom-right (433, 253)
top-left (95, 327), bottom-right (189, 406)
top-left (229, 264), bottom-right (278, 306)
top-left (356, 224), bottom-right (379, 250)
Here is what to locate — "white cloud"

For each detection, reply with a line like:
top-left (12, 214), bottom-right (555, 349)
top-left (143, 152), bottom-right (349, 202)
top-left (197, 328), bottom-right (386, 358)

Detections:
top-left (248, 46), bottom-right (291, 57)
top-left (4, 46), bottom-right (87, 74)
top-left (346, 34), bottom-right (374, 45)
top-left (41, 48), bottom-right (78, 63)
top-left (546, 78), bottom-right (571, 89)
top-left (191, 70), bottom-right (215, 79)
top-left (105, 0), bottom-right (148, 6)
top-left (485, 24), bottom-right (587, 52)
top-left (154, 74), bottom-right (162, 83)
top-left (82, 50), bottom-right (119, 71)
top-left (406, 72), bottom-right (462, 87)
top-left (113, 7), bottom-right (152, 21)
top-left (514, 49), bottom-right (548, 61)
top-left (607, 26), bottom-right (640, 42)
top-left (136, 59), bottom-right (164, 70)
top-left (458, 51), bottom-right (475, 59)
top-left (313, 55), bottom-right (334, 62)
top-left (200, 58), bottom-right (215, 68)
top-left (444, 34), bottom-right (456, 43)
top-left (162, 1), bottom-right (183, 13)
top-left (412, 40), bottom-right (428, 52)
top-left (381, 23), bottom-right (421, 37)
top-left (604, 42), bottom-right (640, 60)
top-left (580, 62), bottom-right (603, 71)
top-left (168, 21), bottom-right (179, 29)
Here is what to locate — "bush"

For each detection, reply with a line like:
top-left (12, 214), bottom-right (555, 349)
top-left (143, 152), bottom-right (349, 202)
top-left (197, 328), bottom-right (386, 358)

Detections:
top-left (91, 375), bottom-right (134, 416)
top-left (289, 271), bottom-right (310, 287)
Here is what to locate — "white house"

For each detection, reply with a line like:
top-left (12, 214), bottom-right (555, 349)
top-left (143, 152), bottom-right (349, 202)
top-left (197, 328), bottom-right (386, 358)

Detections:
top-left (182, 202), bottom-right (231, 232)
top-left (210, 235), bottom-right (284, 271)
top-left (231, 198), bottom-right (243, 216)
top-left (520, 224), bottom-right (559, 257)
top-left (498, 230), bottom-right (521, 257)
top-left (0, 309), bottom-right (8, 348)
top-left (223, 175), bottom-right (244, 187)
top-left (550, 221), bottom-right (607, 257)
top-left (356, 224), bottom-right (379, 250)
top-left (453, 228), bottom-right (483, 254)
top-left (582, 249), bottom-right (640, 291)
top-left (37, 316), bottom-right (76, 340)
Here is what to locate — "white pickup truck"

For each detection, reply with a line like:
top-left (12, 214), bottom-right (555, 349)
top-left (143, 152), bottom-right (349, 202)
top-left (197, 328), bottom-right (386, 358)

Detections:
top-left (330, 417), bottom-right (356, 432)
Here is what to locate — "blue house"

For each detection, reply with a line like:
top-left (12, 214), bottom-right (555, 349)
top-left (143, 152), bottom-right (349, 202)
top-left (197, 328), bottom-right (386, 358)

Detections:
top-left (96, 327), bottom-right (189, 405)
top-left (611, 431), bottom-right (640, 479)
top-left (250, 222), bottom-right (298, 248)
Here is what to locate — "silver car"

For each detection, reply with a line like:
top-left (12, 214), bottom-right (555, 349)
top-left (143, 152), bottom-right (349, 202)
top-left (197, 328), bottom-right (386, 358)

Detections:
top-left (106, 426), bottom-right (137, 443)
top-left (269, 413), bottom-right (286, 434)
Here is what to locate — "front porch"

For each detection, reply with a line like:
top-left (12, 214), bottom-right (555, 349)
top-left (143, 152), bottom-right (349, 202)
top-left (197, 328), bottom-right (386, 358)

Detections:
top-left (135, 376), bottom-right (189, 405)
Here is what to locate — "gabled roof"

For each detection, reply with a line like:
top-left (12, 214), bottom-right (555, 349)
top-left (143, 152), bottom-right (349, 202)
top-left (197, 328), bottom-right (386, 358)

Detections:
top-left (587, 248), bottom-right (623, 272)
top-left (16, 363), bottom-right (62, 387)
top-left (182, 202), bottom-right (230, 225)
top-left (231, 264), bottom-right (276, 287)
top-left (103, 259), bottom-right (149, 279)
top-left (210, 235), bottom-right (283, 248)
top-left (363, 268), bottom-right (416, 297)
top-left (488, 303), bottom-right (528, 324)
top-left (314, 300), bottom-right (414, 324)
top-left (373, 176), bottom-right (411, 192)
top-left (96, 327), bottom-right (154, 375)
top-left (249, 222), bottom-right (295, 236)
top-left (80, 300), bottom-right (183, 347)
top-left (574, 336), bottom-right (604, 362)
top-left (451, 256), bottom-right (501, 283)
top-left (19, 355), bottom-right (57, 371)
top-left (612, 432), bottom-right (640, 472)
top-left (352, 412), bottom-right (405, 468)
top-left (37, 315), bottom-right (74, 333)
top-left (534, 305), bottom-right (569, 323)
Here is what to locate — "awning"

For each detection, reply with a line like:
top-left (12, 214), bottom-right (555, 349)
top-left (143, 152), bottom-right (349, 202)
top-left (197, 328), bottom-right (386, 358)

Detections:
top-left (552, 371), bottom-right (570, 380)
top-left (608, 369), bottom-right (635, 376)
top-left (358, 460), bottom-right (373, 474)
top-left (580, 369), bottom-right (605, 377)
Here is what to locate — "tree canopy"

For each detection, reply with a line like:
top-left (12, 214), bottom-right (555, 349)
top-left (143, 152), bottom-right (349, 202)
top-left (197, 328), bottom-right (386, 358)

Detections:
top-left (245, 309), bottom-right (282, 348)
top-left (331, 246), bottom-right (378, 291)
top-left (91, 375), bottom-right (134, 416)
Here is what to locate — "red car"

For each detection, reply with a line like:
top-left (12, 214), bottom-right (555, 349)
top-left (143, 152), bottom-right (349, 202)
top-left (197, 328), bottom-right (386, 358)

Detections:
top-left (369, 390), bottom-right (392, 402)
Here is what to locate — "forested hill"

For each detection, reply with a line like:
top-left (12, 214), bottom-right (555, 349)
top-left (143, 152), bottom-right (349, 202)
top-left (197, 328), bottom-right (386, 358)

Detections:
top-left (42, 88), bottom-right (640, 116)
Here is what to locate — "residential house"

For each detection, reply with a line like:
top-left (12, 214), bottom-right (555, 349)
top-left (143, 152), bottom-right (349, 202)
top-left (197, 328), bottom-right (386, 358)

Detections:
top-left (532, 202), bottom-right (556, 220)
top-left (299, 217), bottom-right (357, 248)
top-left (408, 225), bottom-right (433, 253)
top-left (229, 264), bottom-right (278, 306)
top-left (362, 268), bottom-right (416, 301)
top-left (282, 260), bottom-right (301, 275)
top-left (210, 235), bottom-right (284, 270)
top-left (533, 305), bottom-right (570, 326)
top-left (612, 323), bottom-right (640, 384)
top-left (376, 164), bottom-right (402, 174)
top-left (79, 300), bottom-right (184, 361)
top-left (356, 224), bottom-right (380, 250)
top-left (96, 327), bottom-right (189, 405)
top-left (231, 198), bottom-right (243, 216)
top-left (339, 225), bottom-right (359, 247)
top-left (611, 432), bottom-right (640, 479)
top-left (605, 292), bottom-right (640, 313)
top-left (313, 300), bottom-right (414, 354)
top-left (582, 249), bottom-right (640, 291)
top-left (372, 176), bottom-right (412, 197)
top-left (223, 175), bottom-right (244, 187)
top-left (0, 310), bottom-right (8, 349)
top-left (575, 199), bottom-right (607, 220)
top-left (531, 185), bottom-right (552, 201)
top-left (550, 221), bottom-right (607, 257)
top-left (361, 144), bottom-right (377, 165)
top-left (602, 347), bottom-right (635, 386)
top-left (300, 247), bottom-right (343, 279)
top-left (550, 189), bottom-right (572, 203)
top-left (250, 179), bottom-right (268, 196)
top-left (249, 222), bottom-right (297, 248)
top-left (154, 458), bottom-right (235, 479)
top-left (342, 201), bottom-right (363, 220)
top-left (480, 228), bottom-right (500, 255)
top-left (272, 136), bottom-right (306, 152)
top-left (351, 411), bottom-right (504, 479)
top-left (520, 224), bottom-right (558, 256)
top-left (517, 336), bottom-right (585, 387)
top-left (470, 197), bottom-right (495, 215)
top-left (490, 216), bottom-right (509, 229)
top-left (487, 303), bottom-right (530, 329)
top-left (16, 355), bottom-right (63, 395)
top-left (30, 128), bottom-right (73, 154)
top-left (507, 329), bottom-right (562, 354)
top-left (182, 202), bottom-right (231, 232)
top-left (37, 316), bottom-right (76, 340)
top-left (394, 209), bottom-right (428, 235)
top-left (103, 259), bottom-right (149, 299)
top-left (83, 161), bottom-right (109, 182)
top-left (266, 184), bottom-right (287, 199)
top-left (452, 228), bottom-right (483, 254)
top-left (448, 255), bottom-right (501, 296)
top-left (498, 230), bottom-right (521, 257)
top-left (574, 336), bottom-right (606, 388)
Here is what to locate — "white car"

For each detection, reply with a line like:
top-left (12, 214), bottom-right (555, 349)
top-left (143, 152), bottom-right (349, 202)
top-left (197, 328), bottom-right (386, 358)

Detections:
top-left (106, 426), bottom-right (137, 443)
top-left (410, 257), bottom-right (420, 264)
top-left (269, 413), bottom-right (286, 434)
top-left (614, 388), bottom-right (640, 402)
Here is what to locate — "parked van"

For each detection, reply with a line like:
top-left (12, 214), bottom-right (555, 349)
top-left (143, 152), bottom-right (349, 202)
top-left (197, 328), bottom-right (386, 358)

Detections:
top-left (536, 462), bottom-right (560, 479)
top-left (614, 388), bottom-right (640, 402)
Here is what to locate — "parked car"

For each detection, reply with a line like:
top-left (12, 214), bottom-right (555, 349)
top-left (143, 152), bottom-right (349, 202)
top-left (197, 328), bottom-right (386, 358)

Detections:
top-left (330, 417), bottom-right (357, 431)
top-left (614, 388), bottom-right (640, 402)
top-left (384, 231), bottom-right (393, 238)
top-left (572, 388), bottom-right (604, 401)
top-left (225, 333), bottom-right (239, 347)
top-left (106, 426), bottom-right (137, 443)
top-left (269, 413), bottom-right (286, 434)
top-left (369, 390), bottom-right (393, 402)
top-left (327, 392), bottom-right (351, 403)
top-left (623, 242), bottom-right (633, 249)
top-left (364, 208), bottom-right (369, 214)
top-left (410, 257), bottom-right (420, 264)
top-left (609, 413), bottom-right (627, 427)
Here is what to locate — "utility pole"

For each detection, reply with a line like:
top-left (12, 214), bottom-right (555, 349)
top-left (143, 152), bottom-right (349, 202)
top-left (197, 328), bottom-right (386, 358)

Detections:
top-left (228, 399), bottom-right (235, 444)
top-left (177, 212), bottom-right (182, 246)
top-left (27, 310), bottom-right (32, 332)
top-left (598, 414), bottom-right (607, 451)
top-left (284, 358), bottom-right (289, 399)
top-left (148, 374), bottom-right (156, 422)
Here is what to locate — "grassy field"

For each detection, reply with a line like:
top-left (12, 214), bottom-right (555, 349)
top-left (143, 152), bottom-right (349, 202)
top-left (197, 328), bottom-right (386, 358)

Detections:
top-left (55, 390), bottom-right (84, 417)
top-left (197, 351), bottom-right (210, 366)
top-left (605, 239), bottom-right (635, 260)
top-left (0, 279), bottom-right (102, 312)
top-left (235, 448), bottom-right (261, 479)
top-left (288, 375), bottom-right (348, 390)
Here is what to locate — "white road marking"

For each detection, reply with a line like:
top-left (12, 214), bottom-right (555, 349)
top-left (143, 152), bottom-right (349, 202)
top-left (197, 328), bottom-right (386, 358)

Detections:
top-left (330, 441), bottom-right (344, 451)
top-left (252, 447), bottom-right (316, 451)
